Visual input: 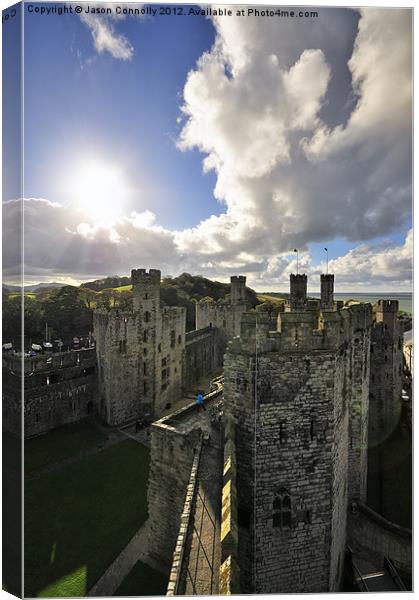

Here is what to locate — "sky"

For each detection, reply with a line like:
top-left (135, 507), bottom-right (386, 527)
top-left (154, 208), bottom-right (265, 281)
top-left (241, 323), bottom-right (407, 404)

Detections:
top-left (2, 3), bottom-right (413, 291)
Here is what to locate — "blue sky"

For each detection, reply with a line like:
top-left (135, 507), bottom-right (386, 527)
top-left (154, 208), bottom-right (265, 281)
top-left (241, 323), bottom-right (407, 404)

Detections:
top-left (23, 6), bottom-right (219, 229)
top-left (2, 4), bottom-right (412, 291)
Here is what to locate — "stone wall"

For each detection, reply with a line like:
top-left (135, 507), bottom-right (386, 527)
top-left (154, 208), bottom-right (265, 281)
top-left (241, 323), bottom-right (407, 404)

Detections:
top-left (147, 406), bottom-right (203, 570)
top-left (3, 349), bottom-right (98, 438)
top-left (369, 301), bottom-right (404, 447)
top-left (94, 269), bottom-right (186, 424)
top-left (166, 442), bottom-right (202, 595)
top-left (185, 327), bottom-right (225, 389)
top-left (219, 422), bottom-right (240, 595)
top-left (222, 302), bottom-right (372, 593)
top-left (347, 502), bottom-right (412, 574)
top-left (195, 276), bottom-right (247, 340)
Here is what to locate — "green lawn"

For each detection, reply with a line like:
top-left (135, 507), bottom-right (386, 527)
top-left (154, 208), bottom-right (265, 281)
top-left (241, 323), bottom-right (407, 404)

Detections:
top-left (25, 421), bottom-right (107, 473)
top-left (25, 439), bottom-right (150, 597)
top-left (114, 561), bottom-right (168, 597)
top-left (367, 420), bottom-right (412, 529)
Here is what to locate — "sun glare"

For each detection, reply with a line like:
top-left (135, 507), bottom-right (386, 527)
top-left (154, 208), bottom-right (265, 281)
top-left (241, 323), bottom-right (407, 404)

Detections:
top-left (70, 161), bottom-right (129, 225)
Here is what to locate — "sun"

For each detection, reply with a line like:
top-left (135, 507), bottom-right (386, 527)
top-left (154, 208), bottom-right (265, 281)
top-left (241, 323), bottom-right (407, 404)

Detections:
top-left (70, 160), bottom-right (129, 225)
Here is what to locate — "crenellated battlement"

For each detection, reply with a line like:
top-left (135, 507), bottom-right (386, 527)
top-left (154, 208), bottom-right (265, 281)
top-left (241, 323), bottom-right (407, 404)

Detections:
top-left (374, 299), bottom-right (399, 313)
top-left (230, 302), bottom-right (372, 355)
top-left (131, 268), bottom-right (161, 286)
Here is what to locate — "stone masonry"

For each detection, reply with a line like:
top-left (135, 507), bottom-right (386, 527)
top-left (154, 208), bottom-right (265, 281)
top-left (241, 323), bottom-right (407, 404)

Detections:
top-left (369, 300), bottom-right (404, 447)
top-left (195, 276), bottom-right (248, 340)
top-left (3, 349), bottom-right (97, 437)
top-left (222, 273), bottom-right (372, 593)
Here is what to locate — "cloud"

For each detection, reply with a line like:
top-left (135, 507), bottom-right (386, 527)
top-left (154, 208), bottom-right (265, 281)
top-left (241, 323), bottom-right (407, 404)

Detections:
top-left (2, 199), bottom-right (180, 283)
top-left (176, 7), bottom-right (412, 263)
top-left (79, 11), bottom-right (134, 60)
top-left (2, 199), bottom-right (412, 291)
top-left (321, 229), bottom-right (413, 288)
top-left (246, 230), bottom-right (413, 291)
top-left (7, 9), bottom-right (412, 291)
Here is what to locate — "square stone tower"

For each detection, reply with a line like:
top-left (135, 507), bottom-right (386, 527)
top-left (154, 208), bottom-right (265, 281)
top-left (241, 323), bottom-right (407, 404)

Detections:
top-left (223, 274), bottom-right (372, 594)
top-left (94, 268), bottom-right (186, 424)
top-left (369, 300), bottom-right (404, 446)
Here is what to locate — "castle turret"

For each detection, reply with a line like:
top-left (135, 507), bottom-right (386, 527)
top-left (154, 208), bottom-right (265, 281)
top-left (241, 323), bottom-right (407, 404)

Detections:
top-left (132, 268), bottom-right (161, 312)
top-left (289, 274), bottom-right (307, 311)
top-left (231, 275), bottom-right (246, 304)
top-left (320, 274), bottom-right (334, 310)
top-left (373, 299), bottom-right (399, 335)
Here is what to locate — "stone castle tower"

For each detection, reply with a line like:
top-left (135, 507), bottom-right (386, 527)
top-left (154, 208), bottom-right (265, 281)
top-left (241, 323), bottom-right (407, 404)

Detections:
top-left (94, 269), bottom-right (186, 424)
top-left (369, 300), bottom-right (404, 447)
top-left (195, 275), bottom-right (248, 339)
top-left (223, 273), bottom-right (372, 593)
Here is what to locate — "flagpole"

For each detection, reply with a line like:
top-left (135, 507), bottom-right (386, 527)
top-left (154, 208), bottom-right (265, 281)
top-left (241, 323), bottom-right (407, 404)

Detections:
top-left (294, 249), bottom-right (299, 274)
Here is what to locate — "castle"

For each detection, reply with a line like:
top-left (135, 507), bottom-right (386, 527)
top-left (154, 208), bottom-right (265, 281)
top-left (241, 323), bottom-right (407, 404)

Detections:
top-left (2, 268), bottom-right (410, 593)
top-left (146, 273), bottom-right (408, 594)
top-left (3, 270), bottom-right (247, 437)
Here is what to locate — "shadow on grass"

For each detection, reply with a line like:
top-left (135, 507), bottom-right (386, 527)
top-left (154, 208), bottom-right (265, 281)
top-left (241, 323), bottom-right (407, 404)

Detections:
top-left (25, 420), bottom-right (107, 473)
top-left (113, 561), bottom-right (168, 597)
top-left (25, 439), bottom-right (150, 597)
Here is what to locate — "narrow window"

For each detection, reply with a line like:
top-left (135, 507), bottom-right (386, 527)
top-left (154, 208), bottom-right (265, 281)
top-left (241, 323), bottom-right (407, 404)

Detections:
top-left (170, 330), bottom-right (176, 348)
top-left (158, 343), bottom-right (161, 352)
top-left (143, 363), bottom-right (147, 376)
top-left (145, 311), bottom-right (150, 323)
top-left (178, 334), bottom-right (182, 345)
top-left (310, 421), bottom-right (314, 441)
top-left (279, 422), bottom-right (285, 444)
top-left (143, 382), bottom-right (147, 395)
top-left (273, 494), bottom-right (292, 529)
top-left (143, 330), bottom-right (148, 343)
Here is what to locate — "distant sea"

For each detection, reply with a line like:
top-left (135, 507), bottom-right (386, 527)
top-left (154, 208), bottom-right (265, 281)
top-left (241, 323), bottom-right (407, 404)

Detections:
top-left (309, 292), bottom-right (412, 315)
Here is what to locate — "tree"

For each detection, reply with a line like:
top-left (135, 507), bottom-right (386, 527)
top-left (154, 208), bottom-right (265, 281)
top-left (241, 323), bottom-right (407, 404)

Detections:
top-left (42, 286), bottom-right (92, 342)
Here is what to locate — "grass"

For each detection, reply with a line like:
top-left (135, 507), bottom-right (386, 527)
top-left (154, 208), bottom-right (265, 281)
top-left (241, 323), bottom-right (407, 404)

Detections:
top-left (367, 420), bottom-right (412, 529)
top-left (25, 439), bottom-right (150, 597)
top-left (25, 420), bottom-right (107, 473)
top-left (257, 294), bottom-right (286, 305)
top-left (113, 561), bottom-right (168, 597)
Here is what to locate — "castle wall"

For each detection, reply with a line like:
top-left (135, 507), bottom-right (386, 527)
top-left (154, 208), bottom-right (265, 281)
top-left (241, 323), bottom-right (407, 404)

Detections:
top-left (154, 307), bottom-right (186, 414)
top-left (94, 310), bottom-right (145, 424)
top-left (147, 408), bottom-right (203, 570)
top-left (347, 502), bottom-right (411, 575)
top-left (3, 349), bottom-right (98, 438)
top-left (195, 276), bottom-right (248, 340)
top-left (223, 303), bottom-right (372, 593)
top-left (185, 326), bottom-right (225, 389)
top-left (369, 302), bottom-right (404, 447)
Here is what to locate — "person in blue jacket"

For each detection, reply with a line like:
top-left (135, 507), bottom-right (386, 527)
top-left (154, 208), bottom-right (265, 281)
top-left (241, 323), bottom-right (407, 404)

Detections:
top-left (196, 391), bottom-right (206, 412)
